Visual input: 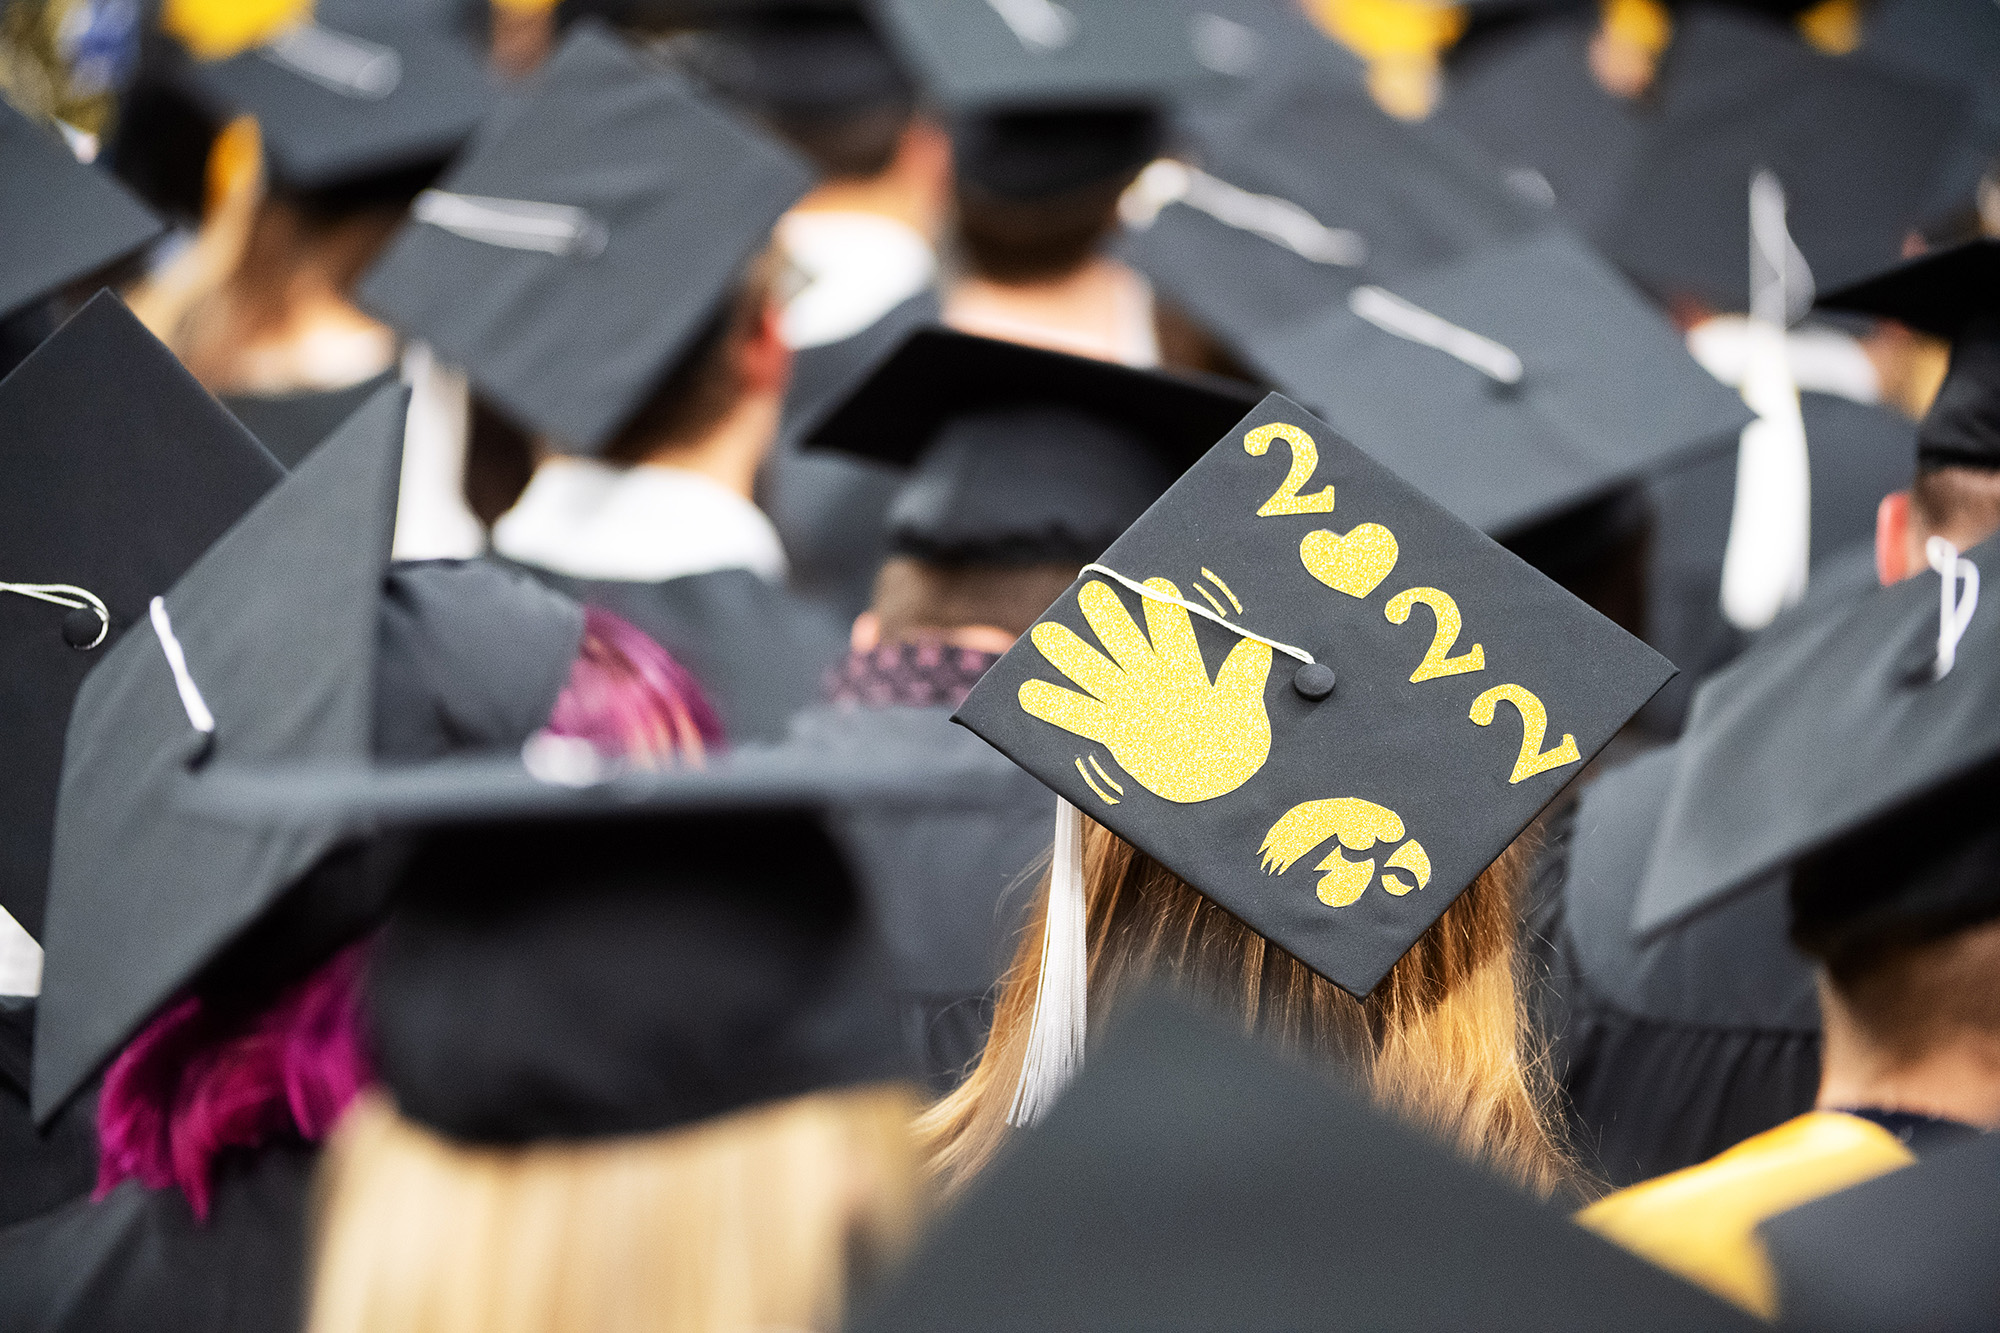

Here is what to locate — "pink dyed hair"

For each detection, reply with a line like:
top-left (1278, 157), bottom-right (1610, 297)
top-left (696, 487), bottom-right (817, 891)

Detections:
top-left (96, 939), bottom-right (372, 1220)
top-left (95, 608), bottom-right (722, 1217)
top-left (543, 606), bottom-right (725, 765)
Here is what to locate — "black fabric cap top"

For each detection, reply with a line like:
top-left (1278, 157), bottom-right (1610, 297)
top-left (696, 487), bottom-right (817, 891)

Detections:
top-left (1632, 532), bottom-right (2000, 938)
top-left (851, 990), bottom-right (1760, 1333)
top-left (0, 105), bottom-right (163, 322)
top-left (804, 329), bottom-right (1258, 564)
top-left (874, 0), bottom-right (1209, 113)
top-left (171, 15), bottom-right (495, 192)
top-left (32, 384), bottom-right (407, 1124)
top-left (179, 741), bottom-right (1029, 1143)
top-left (953, 392), bottom-right (1673, 995)
top-left (0, 294), bottom-right (280, 943)
top-left (1818, 240), bottom-right (2000, 470)
top-left (953, 106), bottom-right (1162, 201)
top-left (358, 23), bottom-right (815, 454)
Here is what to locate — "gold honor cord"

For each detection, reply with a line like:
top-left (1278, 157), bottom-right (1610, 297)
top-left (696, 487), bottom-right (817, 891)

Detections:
top-left (0, 582), bottom-right (109, 650)
top-left (1079, 563), bottom-right (1317, 666)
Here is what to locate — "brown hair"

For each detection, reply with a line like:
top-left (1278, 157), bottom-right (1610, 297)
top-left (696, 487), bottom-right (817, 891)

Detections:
top-left (308, 1084), bottom-right (923, 1333)
top-left (953, 175), bottom-right (1138, 285)
top-left (599, 257), bottom-right (777, 466)
top-left (1821, 916), bottom-right (2000, 1072)
top-left (918, 819), bottom-right (1578, 1200)
top-left (1911, 465), bottom-right (2000, 548)
top-left (870, 557), bottom-right (1083, 641)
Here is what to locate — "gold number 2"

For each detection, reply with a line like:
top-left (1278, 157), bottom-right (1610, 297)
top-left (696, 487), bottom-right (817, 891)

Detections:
top-left (1244, 423), bottom-right (1337, 517)
top-left (1384, 587), bottom-right (1486, 683)
top-left (1469, 684), bottom-right (1580, 784)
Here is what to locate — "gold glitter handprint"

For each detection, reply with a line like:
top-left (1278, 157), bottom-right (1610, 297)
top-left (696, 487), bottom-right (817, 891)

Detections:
top-left (1259, 798), bottom-right (1432, 907)
top-left (1019, 578), bottom-right (1273, 803)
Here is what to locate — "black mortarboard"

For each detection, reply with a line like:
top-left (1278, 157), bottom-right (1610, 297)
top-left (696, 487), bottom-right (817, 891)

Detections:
top-left (1631, 529), bottom-right (2000, 938)
top-left (1441, 6), bottom-right (1969, 313)
top-left (0, 294), bottom-right (280, 943)
top-left (954, 393), bottom-right (1673, 995)
top-left (803, 329), bottom-right (1259, 564)
top-left (676, 6), bottom-right (912, 127)
top-left (1759, 1130), bottom-right (2000, 1333)
top-left (1241, 226), bottom-right (1752, 537)
top-left (851, 990), bottom-right (1760, 1333)
top-left (358, 23), bottom-right (815, 454)
top-left (180, 742), bottom-right (1023, 1144)
top-left (874, 0), bottom-right (1209, 115)
top-left (1817, 240), bottom-right (2000, 471)
top-left (0, 104), bottom-right (163, 322)
top-left (169, 13), bottom-right (494, 194)
top-left (31, 385), bottom-right (409, 1124)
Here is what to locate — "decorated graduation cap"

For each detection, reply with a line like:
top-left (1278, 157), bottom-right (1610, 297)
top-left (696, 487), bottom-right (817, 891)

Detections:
top-left (1816, 239), bottom-right (2000, 472)
top-left (953, 391), bottom-right (1672, 1117)
top-left (0, 104), bottom-right (163, 322)
top-left (358, 23), bottom-right (815, 455)
top-left (851, 990), bottom-right (1759, 1333)
top-left (168, 10), bottom-right (494, 193)
top-left (803, 329), bottom-right (1258, 564)
top-left (32, 383), bottom-right (586, 1123)
top-left (182, 743), bottom-right (1019, 1143)
top-left (1631, 526), bottom-right (2000, 939)
top-left (0, 294), bottom-right (280, 943)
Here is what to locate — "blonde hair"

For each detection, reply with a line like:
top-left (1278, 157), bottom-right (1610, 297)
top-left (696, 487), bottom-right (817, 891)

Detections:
top-left (309, 1084), bottom-right (924, 1333)
top-left (918, 819), bottom-right (1577, 1199)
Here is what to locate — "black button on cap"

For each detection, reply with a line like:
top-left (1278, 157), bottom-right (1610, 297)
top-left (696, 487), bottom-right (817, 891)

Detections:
top-left (1293, 662), bottom-right (1336, 700)
top-left (62, 606), bottom-right (103, 649)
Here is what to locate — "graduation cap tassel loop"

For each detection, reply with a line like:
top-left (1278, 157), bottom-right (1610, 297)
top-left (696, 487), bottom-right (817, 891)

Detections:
top-left (148, 598), bottom-right (215, 736)
top-left (412, 191), bottom-right (610, 259)
top-left (1927, 537), bottom-right (1979, 681)
top-left (0, 582), bottom-right (109, 650)
top-left (259, 23), bottom-right (403, 100)
top-left (1120, 161), bottom-right (1366, 268)
top-left (1008, 796), bottom-right (1088, 1128)
top-left (1080, 564), bottom-right (1316, 665)
top-left (1347, 286), bottom-right (1524, 386)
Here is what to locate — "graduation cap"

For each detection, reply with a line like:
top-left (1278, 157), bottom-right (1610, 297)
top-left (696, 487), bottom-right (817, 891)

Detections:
top-left (1758, 1130), bottom-right (2000, 1333)
top-left (802, 329), bottom-right (1260, 564)
top-left (850, 989), bottom-right (1760, 1333)
top-left (1816, 239), bottom-right (2000, 471)
top-left (954, 390), bottom-right (1673, 1001)
top-left (0, 294), bottom-right (281, 944)
top-left (1438, 5), bottom-right (1970, 313)
top-left (169, 12), bottom-right (495, 194)
top-left (180, 741), bottom-right (1027, 1143)
top-left (674, 5), bottom-right (913, 132)
top-left (30, 384), bottom-right (409, 1124)
top-left (0, 104), bottom-right (164, 322)
top-left (1631, 526), bottom-right (2000, 937)
top-left (358, 22), bottom-right (816, 454)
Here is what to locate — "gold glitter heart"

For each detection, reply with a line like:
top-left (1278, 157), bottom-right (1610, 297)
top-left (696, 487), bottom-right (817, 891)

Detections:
top-left (1300, 523), bottom-right (1399, 599)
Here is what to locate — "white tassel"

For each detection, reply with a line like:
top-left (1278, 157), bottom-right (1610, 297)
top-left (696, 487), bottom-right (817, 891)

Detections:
top-left (1007, 796), bottom-right (1089, 1128)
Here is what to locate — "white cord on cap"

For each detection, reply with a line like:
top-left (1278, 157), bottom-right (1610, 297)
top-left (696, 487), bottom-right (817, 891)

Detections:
top-left (1348, 285), bottom-right (1525, 386)
top-left (1079, 563), bottom-right (1316, 666)
top-left (1927, 536), bottom-right (1980, 681)
top-left (1120, 160), bottom-right (1367, 268)
top-left (0, 582), bottom-right (109, 649)
top-left (148, 598), bottom-right (214, 735)
top-left (984, 0), bottom-right (1079, 50)
top-left (1008, 795), bottom-right (1089, 1128)
top-left (412, 190), bottom-right (610, 258)
top-left (260, 23), bottom-right (402, 99)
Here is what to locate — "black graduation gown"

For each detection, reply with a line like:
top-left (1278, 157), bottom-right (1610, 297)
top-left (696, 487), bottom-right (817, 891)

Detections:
top-left (1528, 745), bottom-right (1822, 1187)
top-left (0, 1000), bottom-right (96, 1229)
top-left (221, 370), bottom-right (399, 471)
top-left (763, 290), bottom-right (941, 624)
top-left (1641, 391), bottom-right (1916, 734)
top-left (514, 564), bottom-right (846, 747)
top-left (0, 1143), bottom-right (311, 1333)
top-left (1759, 1129), bottom-right (2000, 1332)
top-left (792, 704), bottom-right (1055, 1093)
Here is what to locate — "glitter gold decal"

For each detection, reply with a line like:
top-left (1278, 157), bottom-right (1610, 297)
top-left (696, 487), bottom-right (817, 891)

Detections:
top-left (1021, 578), bottom-right (1274, 803)
top-left (1470, 684), bottom-right (1580, 784)
top-left (1384, 586), bottom-right (1486, 683)
top-left (1245, 422), bottom-right (1339, 517)
top-left (1258, 798), bottom-right (1432, 907)
top-left (1300, 522), bottom-right (1399, 598)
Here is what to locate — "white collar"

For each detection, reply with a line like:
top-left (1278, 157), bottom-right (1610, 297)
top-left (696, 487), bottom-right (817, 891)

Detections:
top-left (778, 211), bottom-right (937, 350)
top-left (493, 457), bottom-right (789, 584)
